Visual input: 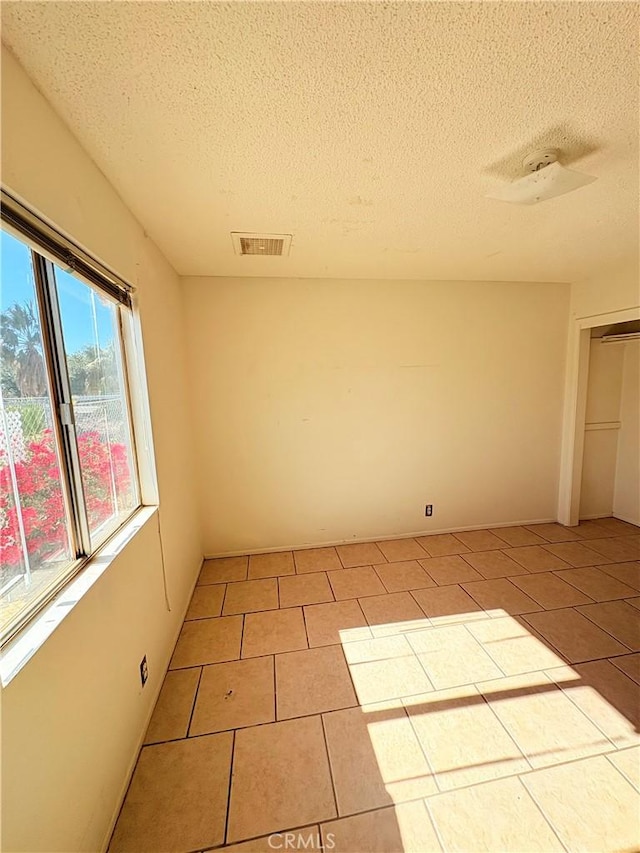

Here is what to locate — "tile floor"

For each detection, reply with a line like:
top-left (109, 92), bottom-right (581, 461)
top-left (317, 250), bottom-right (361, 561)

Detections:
top-left (110, 518), bottom-right (640, 852)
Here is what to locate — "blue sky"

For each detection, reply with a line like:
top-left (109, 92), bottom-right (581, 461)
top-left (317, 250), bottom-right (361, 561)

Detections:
top-left (1, 230), bottom-right (114, 354)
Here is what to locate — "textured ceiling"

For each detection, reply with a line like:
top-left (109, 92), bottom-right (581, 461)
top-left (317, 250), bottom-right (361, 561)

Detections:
top-left (2, 1), bottom-right (638, 282)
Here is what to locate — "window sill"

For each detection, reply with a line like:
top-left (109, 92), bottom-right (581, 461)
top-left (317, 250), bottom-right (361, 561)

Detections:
top-left (0, 505), bottom-right (158, 687)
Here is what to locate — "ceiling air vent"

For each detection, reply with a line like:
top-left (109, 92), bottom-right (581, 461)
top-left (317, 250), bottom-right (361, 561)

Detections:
top-left (231, 232), bottom-right (292, 256)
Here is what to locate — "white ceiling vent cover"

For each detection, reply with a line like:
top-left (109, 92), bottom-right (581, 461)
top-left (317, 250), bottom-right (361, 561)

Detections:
top-left (231, 232), bottom-right (292, 256)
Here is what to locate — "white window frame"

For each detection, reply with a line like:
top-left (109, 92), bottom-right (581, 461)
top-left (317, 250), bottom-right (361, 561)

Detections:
top-left (1, 189), bottom-right (155, 645)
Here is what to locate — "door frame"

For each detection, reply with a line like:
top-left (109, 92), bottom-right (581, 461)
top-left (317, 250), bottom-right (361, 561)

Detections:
top-left (558, 305), bottom-right (640, 526)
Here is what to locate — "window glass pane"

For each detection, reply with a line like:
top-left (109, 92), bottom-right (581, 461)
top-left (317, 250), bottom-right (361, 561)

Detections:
top-left (54, 267), bottom-right (139, 546)
top-left (0, 231), bottom-right (74, 635)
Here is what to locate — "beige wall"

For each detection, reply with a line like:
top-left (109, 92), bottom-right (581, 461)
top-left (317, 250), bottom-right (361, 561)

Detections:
top-left (570, 262), bottom-right (640, 320)
top-left (614, 339), bottom-right (640, 524)
top-left (1, 46), bottom-right (202, 852)
top-left (183, 276), bottom-right (570, 555)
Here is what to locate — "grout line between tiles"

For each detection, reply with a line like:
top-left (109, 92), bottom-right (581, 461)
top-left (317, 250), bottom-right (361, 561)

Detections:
top-left (320, 713), bottom-right (340, 821)
top-left (273, 649), bottom-right (279, 722)
top-left (603, 749), bottom-right (640, 789)
top-left (222, 729), bottom-right (236, 846)
top-left (513, 776), bottom-right (571, 853)
top-left (218, 582), bottom-right (229, 617)
top-left (473, 683), bottom-right (538, 774)
top-left (185, 665), bottom-right (204, 737)
top-left (538, 669), bottom-right (620, 754)
top-left (458, 621), bottom-right (510, 679)
top-left (571, 603), bottom-right (637, 653)
top-left (401, 698), bottom-right (442, 794)
top-left (421, 797), bottom-right (449, 852)
top-left (551, 567), bottom-right (638, 601)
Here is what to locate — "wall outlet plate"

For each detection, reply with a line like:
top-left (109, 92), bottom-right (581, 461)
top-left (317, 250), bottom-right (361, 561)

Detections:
top-left (425, 505), bottom-right (433, 517)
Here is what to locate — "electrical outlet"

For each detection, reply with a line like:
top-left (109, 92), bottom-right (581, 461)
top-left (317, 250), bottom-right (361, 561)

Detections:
top-left (140, 655), bottom-right (148, 687)
top-left (425, 504), bottom-right (433, 517)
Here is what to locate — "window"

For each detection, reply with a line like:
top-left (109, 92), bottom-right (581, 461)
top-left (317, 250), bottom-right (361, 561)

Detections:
top-left (0, 195), bottom-right (141, 642)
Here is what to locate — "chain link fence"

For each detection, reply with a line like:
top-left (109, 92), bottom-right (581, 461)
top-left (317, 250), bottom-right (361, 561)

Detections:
top-left (1, 395), bottom-right (127, 461)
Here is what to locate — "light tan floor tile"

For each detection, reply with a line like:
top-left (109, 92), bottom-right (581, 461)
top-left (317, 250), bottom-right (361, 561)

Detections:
top-left (555, 566), bottom-right (638, 601)
top-left (411, 584), bottom-right (487, 625)
top-left (276, 646), bottom-right (356, 719)
top-left (479, 674), bottom-right (612, 768)
top-left (453, 529), bottom-right (507, 551)
top-left (348, 654), bottom-right (433, 704)
top-left (415, 533), bottom-right (471, 557)
top-left (321, 801), bottom-right (441, 853)
top-left (610, 652), bottom-right (640, 684)
top-left (199, 556), bottom-right (248, 584)
top-left (523, 608), bottom-right (628, 663)
top-left (358, 591), bottom-right (427, 636)
top-left (227, 716), bottom-right (336, 842)
top-left (375, 537), bottom-right (428, 562)
top-left (242, 607), bottom-right (307, 657)
top-left (405, 685), bottom-right (528, 789)
top-left (407, 624), bottom-right (502, 688)
top-left (607, 745), bottom-right (640, 791)
top-left (523, 523), bottom-right (581, 542)
top-left (170, 616), bottom-right (243, 669)
top-left (599, 560), bottom-right (640, 590)
top-left (190, 656), bottom-right (275, 735)
top-left (587, 537), bottom-right (640, 563)
top-left (462, 578), bottom-right (542, 615)
top-left (342, 633), bottom-right (414, 664)
top-left (545, 660), bottom-right (639, 747)
top-left (278, 572), bottom-right (333, 608)
top-left (427, 776), bottom-right (564, 852)
top-left (577, 600), bottom-right (640, 650)
top-left (510, 572), bottom-right (593, 609)
top-left (323, 705), bottom-right (436, 815)
top-left (222, 578), bottom-right (279, 616)
top-left (303, 600), bottom-right (371, 647)
top-left (591, 517), bottom-right (639, 536)
top-left (461, 550), bottom-right (529, 579)
top-left (542, 541), bottom-right (609, 568)
top-left (220, 826), bottom-right (322, 852)
top-left (328, 566), bottom-right (386, 600)
top-left (109, 733), bottom-right (233, 852)
top-left (503, 546), bottom-right (571, 573)
top-left (335, 541), bottom-right (386, 567)
top-left (467, 616), bottom-right (566, 675)
top-left (488, 526), bottom-right (547, 547)
top-left (185, 584), bottom-right (225, 620)
top-left (294, 546), bottom-right (342, 573)
top-left (574, 519), bottom-right (615, 539)
top-left (248, 551), bottom-right (295, 579)
top-left (418, 555), bottom-right (484, 585)
top-left (521, 755), bottom-right (640, 852)
top-left (374, 560), bottom-right (435, 593)
top-left (144, 668), bottom-right (200, 744)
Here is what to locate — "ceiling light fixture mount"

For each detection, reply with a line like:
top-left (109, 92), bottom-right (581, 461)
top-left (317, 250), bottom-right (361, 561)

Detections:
top-left (523, 148), bottom-right (559, 172)
top-left (486, 147), bottom-right (597, 206)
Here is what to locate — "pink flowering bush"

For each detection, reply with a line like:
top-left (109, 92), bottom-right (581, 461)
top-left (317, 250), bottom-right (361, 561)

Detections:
top-left (0, 429), bottom-right (131, 575)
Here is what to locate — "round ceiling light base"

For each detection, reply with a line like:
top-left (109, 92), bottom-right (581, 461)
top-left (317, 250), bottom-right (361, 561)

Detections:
top-left (523, 148), bottom-right (559, 173)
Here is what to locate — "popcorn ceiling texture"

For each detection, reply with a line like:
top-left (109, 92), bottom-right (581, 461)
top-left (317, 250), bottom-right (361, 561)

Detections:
top-left (1, 1), bottom-right (638, 282)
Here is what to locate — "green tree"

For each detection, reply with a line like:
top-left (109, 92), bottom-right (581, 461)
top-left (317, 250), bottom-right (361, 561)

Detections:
top-left (67, 342), bottom-right (118, 396)
top-left (0, 302), bottom-right (47, 397)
